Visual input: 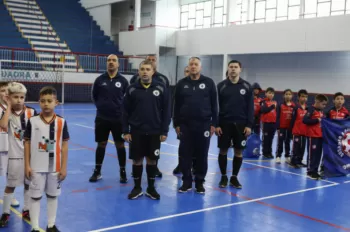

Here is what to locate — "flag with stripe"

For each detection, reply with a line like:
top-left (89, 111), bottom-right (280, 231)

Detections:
top-left (322, 118), bottom-right (350, 177)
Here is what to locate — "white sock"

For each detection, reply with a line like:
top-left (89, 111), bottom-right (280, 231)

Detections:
top-left (3, 193), bottom-right (13, 214)
top-left (23, 189), bottom-right (30, 211)
top-left (30, 198), bottom-right (40, 230)
top-left (47, 197), bottom-right (58, 228)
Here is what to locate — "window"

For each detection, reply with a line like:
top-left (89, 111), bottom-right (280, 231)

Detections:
top-left (288, 6), bottom-right (300, 19)
top-left (233, 0), bottom-right (249, 24)
top-left (215, 0), bottom-right (224, 7)
top-left (318, 2), bottom-right (331, 17)
top-left (180, 1), bottom-right (212, 30)
top-left (266, 0), bottom-right (276, 8)
top-left (332, 0), bottom-right (346, 11)
top-left (214, 7), bottom-right (223, 23)
top-left (266, 9), bottom-right (276, 22)
top-left (277, 0), bottom-right (288, 17)
top-left (213, 0), bottom-right (228, 27)
top-left (255, 1), bottom-right (266, 20)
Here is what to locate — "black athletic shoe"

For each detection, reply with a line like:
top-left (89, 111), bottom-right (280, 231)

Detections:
top-left (173, 165), bottom-right (181, 174)
top-left (146, 187), bottom-right (160, 200)
top-left (155, 169), bottom-right (163, 178)
top-left (307, 172), bottom-right (321, 180)
top-left (298, 162), bottom-right (307, 168)
top-left (230, 176), bottom-right (242, 189)
top-left (120, 168), bottom-right (127, 183)
top-left (0, 213), bottom-right (10, 227)
top-left (89, 169), bottom-right (102, 182)
top-left (46, 225), bottom-right (60, 232)
top-left (195, 183), bottom-right (205, 194)
top-left (128, 187), bottom-right (143, 200)
top-left (219, 175), bottom-right (228, 188)
top-left (178, 182), bottom-right (192, 193)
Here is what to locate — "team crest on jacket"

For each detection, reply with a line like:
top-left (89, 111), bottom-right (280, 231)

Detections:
top-left (338, 129), bottom-right (350, 158)
top-left (154, 149), bottom-right (160, 156)
top-left (240, 89), bottom-right (246, 95)
top-left (199, 83), bottom-right (205, 89)
top-left (204, 131), bottom-right (210, 137)
top-left (115, 82), bottom-right (121, 88)
top-left (153, 90), bottom-right (160, 96)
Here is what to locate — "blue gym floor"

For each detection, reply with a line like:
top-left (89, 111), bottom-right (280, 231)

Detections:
top-left (1, 103), bottom-right (350, 232)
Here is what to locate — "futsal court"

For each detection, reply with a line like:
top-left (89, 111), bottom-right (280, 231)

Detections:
top-left (0, 103), bottom-right (349, 232)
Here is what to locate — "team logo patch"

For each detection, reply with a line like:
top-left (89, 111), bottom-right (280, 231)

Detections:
top-left (312, 145), bottom-right (317, 149)
top-left (338, 129), bottom-right (350, 158)
top-left (199, 83), bottom-right (205, 89)
top-left (115, 82), bottom-right (121, 88)
top-left (241, 140), bottom-right (246, 146)
top-left (153, 90), bottom-right (160, 96)
top-left (204, 131), bottom-right (210, 137)
top-left (13, 128), bottom-right (24, 141)
top-left (280, 133), bottom-right (283, 136)
top-left (295, 137), bottom-right (299, 142)
top-left (240, 89), bottom-right (246, 95)
top-left (154, 149), bottom-right (160, 156)
top-left (38, 136), bottom-right (56, 152)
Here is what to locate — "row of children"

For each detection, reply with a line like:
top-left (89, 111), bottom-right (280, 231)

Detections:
top-left (0, 81), bottom-right (68, 232)
top-left (252, 83), bottom-right (349, 180)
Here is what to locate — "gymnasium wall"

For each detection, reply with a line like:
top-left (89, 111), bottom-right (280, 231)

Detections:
top-left (175, 14), bottom-right (350, 56)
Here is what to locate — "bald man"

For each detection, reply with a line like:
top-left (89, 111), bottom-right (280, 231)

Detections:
top-left (90, 54), bottom-right (129, 183)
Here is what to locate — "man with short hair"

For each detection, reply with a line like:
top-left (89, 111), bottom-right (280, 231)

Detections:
top-left (216, 60), bottom-right (254, 189)
top-left (130, 54), bottom-right (169, 178)
top-left (173, 57), bottom-right (218, 194)
top-left (89, 54), bottom-right (129, 183)
top-left (123, 60), bottom-right (171, 200)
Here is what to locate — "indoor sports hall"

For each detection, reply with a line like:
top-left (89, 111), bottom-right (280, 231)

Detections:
top-left (1, 0), bottom-right (350, 231)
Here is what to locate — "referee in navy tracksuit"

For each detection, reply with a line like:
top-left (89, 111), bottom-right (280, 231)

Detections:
top-left (123, 60), bottom-right (171, 200)
top-left (173, 57), bottom-right (218, 194)
top-left (130, 55), bottom-right (169, 178)
top-left (216, 60), bottom-right (254, 189)
top-left (89, 54), bottom-right (129, 183)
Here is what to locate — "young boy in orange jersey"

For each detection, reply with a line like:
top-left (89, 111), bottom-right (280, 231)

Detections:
top-left (252, 83), bottom-right (263, 136)
top-left (0, 82), bottom-right (36, 227)
top-left (0, 82), bottom-right (20, 208)
top-left (289, 89), bottom-right (308, 168)
top-left (276, 89), bottom-right (295, 163)
top-left (260, 87), bottom-right (277, 159)
top-left (24, 86), bottom-right (69, 232)
top-left (303, 94), bottom-right (328, 180)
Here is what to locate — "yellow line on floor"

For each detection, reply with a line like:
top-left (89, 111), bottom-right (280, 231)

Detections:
top-left (0, 199), bottom-right (45, 232)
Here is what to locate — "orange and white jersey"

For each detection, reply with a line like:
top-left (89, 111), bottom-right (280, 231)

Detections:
top-left (0, 103), bottom-right (8, 152)
top-left (8, 106), bottom-right (36, 158)
top-left (24, 114), bottom-right (69, 173)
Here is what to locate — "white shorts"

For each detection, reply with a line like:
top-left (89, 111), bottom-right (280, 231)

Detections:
top-left (6, 158), bottom-right (30, 187)
top-left (29, 172), bottom-right (62, 198)
top-left (0, 152), bottom-right (8, 176)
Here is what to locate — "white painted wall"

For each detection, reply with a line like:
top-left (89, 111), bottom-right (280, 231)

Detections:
top-left (88, 5), bottom-right (112, 37)
top-left (227, 52), bottom-right (350, 94)
top-left (176, 14), bottom-right (350, 56)
top-left (119, 28), bottom-right (157, 55)
top-left (155, 0), bottom-right (180, 28)
top-left (80, 0), bottom-right (125, 9)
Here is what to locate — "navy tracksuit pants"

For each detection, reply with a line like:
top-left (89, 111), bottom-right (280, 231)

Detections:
top-left (276, 128), bottom-right (292, 157)
top-left (307, 137), bottom-right (323, 174)
top-left (179, 121), bottom-right (211, 184)
top-left (253, 117), bottom-right (261, 136)
top-left (262, 122), bottom-right (276, 156)
top-left (291, 135), bottom-right (307, 165)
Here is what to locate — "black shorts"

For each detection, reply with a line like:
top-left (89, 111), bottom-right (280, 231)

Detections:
top-left (94, 117), bottom-right (124, 143)
top-left (129, 133), bottom-right (161, 161)
top-left (217, 122), bottom-right (246, 149)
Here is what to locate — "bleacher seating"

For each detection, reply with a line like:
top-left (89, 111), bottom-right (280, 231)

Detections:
top-left (35, 0), bottom-right (121, 55)
top-left (0, 2), bottom-right (31, 49)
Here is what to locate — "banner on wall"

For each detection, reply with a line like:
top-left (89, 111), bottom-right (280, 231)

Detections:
top-left (322, 118), bottom-right (350, 177)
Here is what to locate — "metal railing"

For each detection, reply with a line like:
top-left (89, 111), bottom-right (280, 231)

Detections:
top-left (0, 46), bottom-right (144, 74)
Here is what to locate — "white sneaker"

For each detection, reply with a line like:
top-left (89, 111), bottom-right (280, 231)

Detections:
top-left (276, 157), bottom-right (281, 164)
top-left (11, 198), bottom-right (20, 207)
top-left (285, 157), bottom-right (291, 163)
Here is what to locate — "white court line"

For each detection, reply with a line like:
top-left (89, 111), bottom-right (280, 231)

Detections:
top-left (69, 148), bottom-right (87, 151)
top-left (88, 183), bottom-right (337, 232)
top-left (344, 180), bottom-right (350, 184)
top-left (56, 109), bottom-right (96, 111)
top-left (73, 124), bottom-right (338, 185)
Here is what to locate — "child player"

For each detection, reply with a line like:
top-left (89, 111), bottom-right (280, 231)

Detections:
top-left (303, 94), bottom-right (328, 180)
top-left (260, 87), bottom-right (277, 159)
top-left (0, 82), bottom-right (20, 208)
top-left (0, 82), bottom-right (36, 227)
top-left (276, 89), bottom-right (295, 163)
top-left (24, 86), bottom-right (69, 232)
top-left (252, 83), bottom-right (263, 136)
top-left (320, 92), bottom-right (349, 174)
top-left (289, 89), bottom-right (308, 168)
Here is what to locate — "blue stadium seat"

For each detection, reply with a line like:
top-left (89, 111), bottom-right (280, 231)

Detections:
top-left (35, 0), bottom-right (122, 55)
